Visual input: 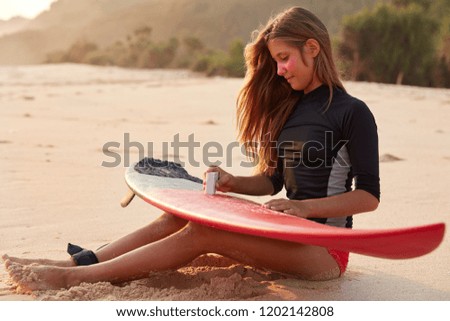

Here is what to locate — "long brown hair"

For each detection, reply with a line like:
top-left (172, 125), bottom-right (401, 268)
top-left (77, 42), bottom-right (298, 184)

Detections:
top-left (237, 7), bottom-right (345, 175)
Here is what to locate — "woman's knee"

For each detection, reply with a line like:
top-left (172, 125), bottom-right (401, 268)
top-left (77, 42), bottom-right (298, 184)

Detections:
top-left (157, 212), bottom-right (188, 227)
top-left (181, 222), bottom-right (216, 247)
top-left (183, 221), bottom-right (211, 235)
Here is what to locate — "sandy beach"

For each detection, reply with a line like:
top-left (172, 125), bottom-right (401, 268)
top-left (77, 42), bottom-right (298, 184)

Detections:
top-left (0, 64), bottom-right (449, 300)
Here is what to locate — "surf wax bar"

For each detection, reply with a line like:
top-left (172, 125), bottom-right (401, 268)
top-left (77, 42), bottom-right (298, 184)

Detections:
top-left (205, 172), bottom-right (219, 195)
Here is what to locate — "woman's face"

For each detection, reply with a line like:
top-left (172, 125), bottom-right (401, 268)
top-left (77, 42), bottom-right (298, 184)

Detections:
top-left (267, 39), bottom-right (322, 93)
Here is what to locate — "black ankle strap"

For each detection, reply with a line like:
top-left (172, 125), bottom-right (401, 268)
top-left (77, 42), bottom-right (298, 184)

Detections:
top-left (67, 243), bottom-right (99, 266)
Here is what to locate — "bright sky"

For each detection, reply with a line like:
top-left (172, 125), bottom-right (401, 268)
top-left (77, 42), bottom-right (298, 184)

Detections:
top-left (0, 0), bottom-right (57, 20)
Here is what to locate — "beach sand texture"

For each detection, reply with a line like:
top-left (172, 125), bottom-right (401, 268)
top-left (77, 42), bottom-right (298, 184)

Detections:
top-left (0, 64), bottom-right (449, 300)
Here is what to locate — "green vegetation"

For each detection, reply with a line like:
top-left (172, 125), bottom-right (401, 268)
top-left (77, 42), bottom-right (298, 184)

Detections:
top-left (45, 26), bottom-right (245, 77)
top-left (39, 0), bottom-right (450, 87)
top-left (338, 0), bottom-right (450, 87)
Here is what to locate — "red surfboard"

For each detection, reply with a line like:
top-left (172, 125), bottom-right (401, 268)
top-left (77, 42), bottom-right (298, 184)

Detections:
top-left (123, 163), bottom-right (445, 259)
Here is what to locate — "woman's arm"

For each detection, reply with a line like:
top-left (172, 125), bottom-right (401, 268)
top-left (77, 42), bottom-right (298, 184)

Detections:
top-left (204, 167), bottom-right (379, 217)
top-left (264, 189), bottom-right (379, 218)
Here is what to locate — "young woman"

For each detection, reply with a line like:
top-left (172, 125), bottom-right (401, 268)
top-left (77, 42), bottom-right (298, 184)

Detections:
top-left (3, 7), bottom-right (379, 291)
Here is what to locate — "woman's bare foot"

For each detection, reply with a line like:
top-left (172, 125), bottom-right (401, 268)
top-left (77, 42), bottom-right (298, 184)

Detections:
top-left (2, 254), bottom-right (74, 267)
top-left (4, 259), bottom-right (79, 292)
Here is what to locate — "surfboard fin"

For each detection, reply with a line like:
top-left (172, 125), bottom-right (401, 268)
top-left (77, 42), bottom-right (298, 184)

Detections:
top-left (121, 189), bottom-right (136, 208)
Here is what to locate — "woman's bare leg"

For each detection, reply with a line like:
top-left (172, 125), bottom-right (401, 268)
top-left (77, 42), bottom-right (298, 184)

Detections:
top-left (4, 222), bottom-right (340, 291)
top-left (2, 212), bottom-right (187, 267)
top-left (94, 212), bottom-right (187, 262)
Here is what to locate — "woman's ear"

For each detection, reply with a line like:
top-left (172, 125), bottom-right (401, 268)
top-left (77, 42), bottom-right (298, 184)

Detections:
top-left (305, 39), bottom-right (320, 58)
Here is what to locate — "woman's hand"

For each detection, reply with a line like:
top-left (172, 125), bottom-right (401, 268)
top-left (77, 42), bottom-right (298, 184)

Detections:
top-left (203, 167), bottom-right (236, 193)
top-left (263, 199), bottom-right (310, 218)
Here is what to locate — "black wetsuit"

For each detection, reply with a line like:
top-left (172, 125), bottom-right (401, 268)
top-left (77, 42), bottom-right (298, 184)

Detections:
top-left (269, 85), bottom-right (380, 228)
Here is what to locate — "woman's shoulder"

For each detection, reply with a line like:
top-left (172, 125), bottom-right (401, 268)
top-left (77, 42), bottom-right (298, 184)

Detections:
top-left (328, 87), bottom-right (377, 128)
top-left (332, 87), bottom-right (367, 109)
top-left (330, 88), bottom-right (374, 117)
